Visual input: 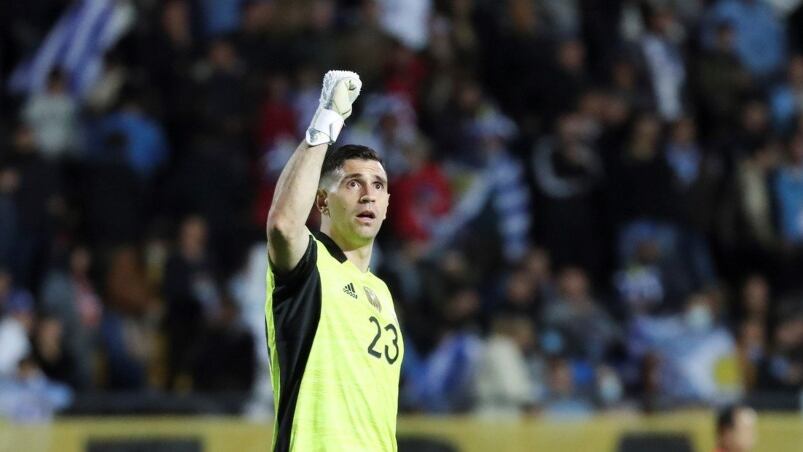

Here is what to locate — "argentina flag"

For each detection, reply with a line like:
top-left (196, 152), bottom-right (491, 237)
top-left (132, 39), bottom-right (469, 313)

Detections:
top-left (8, 0), bottom-right (135, 99)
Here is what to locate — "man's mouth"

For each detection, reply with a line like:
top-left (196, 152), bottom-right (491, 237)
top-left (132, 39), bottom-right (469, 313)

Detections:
top-left (356, 210), bottom-right (376, 221)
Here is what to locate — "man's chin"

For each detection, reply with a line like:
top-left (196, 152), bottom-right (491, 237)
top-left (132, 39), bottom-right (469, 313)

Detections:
top-left (351, 224), bottom-right (381, 241)
top-left (355, 228), bottom-right (379, 241)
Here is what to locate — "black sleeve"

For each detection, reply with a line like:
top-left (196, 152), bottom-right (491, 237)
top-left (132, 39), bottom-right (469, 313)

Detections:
top-left (271, 235), bottom-right (317, 305)
top-left (268, 235), bottom-right (323, 451)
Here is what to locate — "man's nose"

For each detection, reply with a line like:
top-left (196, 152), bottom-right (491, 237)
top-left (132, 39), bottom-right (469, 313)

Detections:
top-left (360, 187), bottom-right (377, 203)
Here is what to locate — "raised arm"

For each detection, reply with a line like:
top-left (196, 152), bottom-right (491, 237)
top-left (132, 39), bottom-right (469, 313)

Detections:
top-left (266, 71), bottom-right (361, 273)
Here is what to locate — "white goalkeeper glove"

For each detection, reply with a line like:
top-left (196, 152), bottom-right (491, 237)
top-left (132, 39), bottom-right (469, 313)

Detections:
top-left (305, 70), bottom-right (362, 146)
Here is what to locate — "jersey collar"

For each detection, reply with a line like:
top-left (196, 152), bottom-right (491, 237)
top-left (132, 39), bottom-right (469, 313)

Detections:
top-left (313, 231), bottom-right (348, 263)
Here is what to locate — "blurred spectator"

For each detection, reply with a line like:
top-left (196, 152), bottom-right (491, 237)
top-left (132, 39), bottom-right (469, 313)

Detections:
top-left (335, 0), bottom-right (393, 88)
top-left (703, 0), bottom-right (786, 79)
top-left (404, 285), bottom-right (483, 413)
top-left (628, 292), bottom-right (741, 403)
top-left (541, 0), bottom-right (581, 35)
top-left (83, 132), bottom-right (144, 245)
top-left (772, 133), bottom-right (803, 245)
top-left (770, 55), bottom-right (803, 133)
top-left (727, 99), bottom-right (773, 161)
top-left (0, 356), bottom-right (72, 423)
top-left (543, 267), bottom-right (620, 362)
top-left (256, 74), bottom-right (297, 150)
top-left (737, 318), bottom-right (767, 391)
top-left (195, 39), bottom-right (248, 140)
top-left (390, 136), bottom-right (452, 243)
top-left (301, 1), bottom-right (339, 72)
top-left (764, 301), bottom-right (803, 391)
top-left (0, 167), bottom-right (17, 269)
top-left (640, 5), bottom-right (686, 121)
top-left (343, 94), bottom-right (418, 174)
top-left (31, 316), bottom-right (79, 389)
top-left (21, 69), bottom-right (81, 159)
top-left (609, 113), bottom-right (676, 228)
top-left (446, 0), bottom-right (479, 66)
top-left (475, 109), bottom-right (532, 262)
top-left (483, 0), bottom-right (552, 125)
top-left (532, 112), bottom-right (604, 273)
top-left (594, 364), bottom-right (624, 408)
top-left (474, 314), bottom-right (541, 418)
top-left (383, 40), bottom-right (428, 109)
top-left (377, 0), bottom-right (431, 51)
top-left (614, 236), bottom-right (666, 314)
top-left (165, 134), bottom-right (251, 275)
top-left (99, 246), bottom-right (157, 390)
top-left (607, 56), bottom-right (652, 116)
top-left (0, 274), bottom-right (34, 377)
top-left (695, 21), bottom-right (750, 137)
top-left (147, 0), bottom-right (198, 147)
top-left (494, 266), bottom-right (544, 327)
top-left (0, 124), bottom-right (62, 289)
top-left (163, 216), bottom-right (219, 389)
top-left (197, 0), bottom-right (244, 38)
top-left (432, 105), bottom-right (532, 263)
top-left (521, 247), bottom-right (555, 294)
top-left (229, 243), bottom-right (272, 417)
top-left (538, 38), bottom-right (590, 128)
top-left (99, 310), bottom-right (150, 391)
top-left (665, 117), bottom-right (719, 290)
top-left (609, 113), bottom-right (682, 291)
top-left (233, 0), bottom-right (274, 73)
top-left (192, 296), bottom-right (255, 393)
top-left (541, 356), bottom-right (594, 418)
top-left (39, 246), bottom-right (102, 391)
top-left (85, 57), bottom-right (128, 114)
top-left (727, 139), bottom-right (782, 253)
top-left (90, 97), bottom-right (169, 180)
top-left (739, 274), bottom-right (771, 325)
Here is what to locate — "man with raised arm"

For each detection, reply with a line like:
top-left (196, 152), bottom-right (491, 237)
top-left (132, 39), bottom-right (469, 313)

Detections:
top-left (265, 70), bottom-right (403, 451)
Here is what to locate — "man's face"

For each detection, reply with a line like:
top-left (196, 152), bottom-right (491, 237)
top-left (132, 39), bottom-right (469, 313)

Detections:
top-left (321, 159), bottom-right (389, 246)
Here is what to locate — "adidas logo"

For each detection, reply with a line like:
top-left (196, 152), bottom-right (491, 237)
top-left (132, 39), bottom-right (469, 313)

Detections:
top-left (343, 283), bottom-right (358, 299)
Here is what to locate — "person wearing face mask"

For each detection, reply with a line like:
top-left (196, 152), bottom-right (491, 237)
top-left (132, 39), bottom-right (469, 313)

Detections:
top-left (678, 294), bottom-right (742, 402)
top-left (685, 294), bottom-right (715, 333)
top-left (628, 291), bottom-right (741, 403)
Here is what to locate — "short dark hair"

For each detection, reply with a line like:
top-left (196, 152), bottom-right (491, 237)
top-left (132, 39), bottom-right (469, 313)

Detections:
top-left (717, 404), bottom-right (749, 435)
top-left (320, 144), bottom-right (383, 186)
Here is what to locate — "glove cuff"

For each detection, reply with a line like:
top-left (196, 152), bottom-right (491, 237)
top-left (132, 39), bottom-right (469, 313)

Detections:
top-left (306, 108), bottom-right (345, 146)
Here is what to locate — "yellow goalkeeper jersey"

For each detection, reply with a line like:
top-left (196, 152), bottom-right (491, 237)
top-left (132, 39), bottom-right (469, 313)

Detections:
top-left (265, 231), bottom-right (403, 452)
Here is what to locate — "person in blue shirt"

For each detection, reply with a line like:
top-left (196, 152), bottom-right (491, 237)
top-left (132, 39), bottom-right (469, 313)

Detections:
top-left (703, 0), bottom-right (786, 79)
top-left (773, 135), bottom-right (803, 244)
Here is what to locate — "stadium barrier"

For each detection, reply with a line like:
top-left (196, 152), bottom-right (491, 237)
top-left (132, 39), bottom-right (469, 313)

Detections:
top-left (2, 411), bottom-right (802, 452)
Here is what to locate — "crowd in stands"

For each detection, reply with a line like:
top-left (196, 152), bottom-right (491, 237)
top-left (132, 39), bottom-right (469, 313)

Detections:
top-left (2, 0), bottom-right (803, 420)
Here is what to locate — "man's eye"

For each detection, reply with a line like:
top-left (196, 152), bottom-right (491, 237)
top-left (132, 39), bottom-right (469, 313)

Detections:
top-left (374, 183), bottom-right (384, 190)
top-left (348, 180), bottom-right (359, 188)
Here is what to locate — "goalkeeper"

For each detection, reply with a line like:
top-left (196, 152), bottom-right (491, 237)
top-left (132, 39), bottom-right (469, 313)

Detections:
top-left (264, 71), bottom-right (404, 451)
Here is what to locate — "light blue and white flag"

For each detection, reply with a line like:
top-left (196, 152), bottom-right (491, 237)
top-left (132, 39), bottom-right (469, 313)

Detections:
top-left (8, 0), bottom-right (135, 100)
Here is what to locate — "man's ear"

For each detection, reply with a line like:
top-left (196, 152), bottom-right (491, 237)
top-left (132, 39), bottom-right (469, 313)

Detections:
top-left (316, 189), bottom-right (329, 215)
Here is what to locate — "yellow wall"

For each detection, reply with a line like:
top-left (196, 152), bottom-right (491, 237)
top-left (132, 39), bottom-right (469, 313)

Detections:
top-left (2, 412), bottom-right (802, 452)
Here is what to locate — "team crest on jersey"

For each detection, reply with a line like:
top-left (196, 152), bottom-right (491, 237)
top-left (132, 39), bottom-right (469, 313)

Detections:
top-left (363, 287), bottom-right (382, 312)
